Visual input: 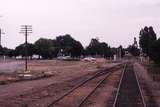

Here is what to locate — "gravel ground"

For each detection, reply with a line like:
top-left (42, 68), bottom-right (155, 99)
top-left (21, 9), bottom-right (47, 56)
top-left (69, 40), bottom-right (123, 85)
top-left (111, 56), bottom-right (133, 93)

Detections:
top-left (134, 62), bottom-right (160, 107)
top-left (80, 69), bottom-right (122, 107)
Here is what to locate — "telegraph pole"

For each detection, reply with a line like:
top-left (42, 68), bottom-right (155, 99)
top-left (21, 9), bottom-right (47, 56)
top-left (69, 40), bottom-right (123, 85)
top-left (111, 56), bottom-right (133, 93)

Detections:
top-left (20, 25), bottom-right (32, 72)
top-left (0, 16), bottom-right (4, 46)
top-left (0, 28), bottom-right (4, 46)
top-left (0, 29), bottom-right (2, 46)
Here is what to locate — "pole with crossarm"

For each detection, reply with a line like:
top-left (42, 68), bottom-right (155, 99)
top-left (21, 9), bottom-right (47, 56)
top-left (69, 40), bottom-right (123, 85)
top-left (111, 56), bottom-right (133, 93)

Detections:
top-left (20, 25), bottom-right (32, 71)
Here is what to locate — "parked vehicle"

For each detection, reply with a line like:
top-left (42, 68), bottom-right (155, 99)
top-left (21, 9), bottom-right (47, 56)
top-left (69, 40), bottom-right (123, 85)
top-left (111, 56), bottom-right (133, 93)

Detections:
top-left (82, 57), bottom-right (96, 61)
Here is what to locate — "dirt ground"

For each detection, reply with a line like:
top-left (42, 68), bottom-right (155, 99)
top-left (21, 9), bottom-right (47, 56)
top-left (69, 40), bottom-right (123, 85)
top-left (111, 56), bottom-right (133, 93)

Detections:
top-left (0, 58), bottom-right (119, 107)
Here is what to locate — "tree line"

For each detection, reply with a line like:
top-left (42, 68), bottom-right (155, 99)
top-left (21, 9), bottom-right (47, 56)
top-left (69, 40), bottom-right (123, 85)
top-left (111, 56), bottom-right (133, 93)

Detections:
top-left (0, 34), bottom-right (119, 59)
top-left (1, 26), bottom-right (159, 63)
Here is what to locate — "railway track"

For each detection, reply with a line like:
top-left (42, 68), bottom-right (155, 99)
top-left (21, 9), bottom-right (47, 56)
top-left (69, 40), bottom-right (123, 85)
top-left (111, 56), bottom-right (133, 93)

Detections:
top-left (47, 63), bottom-right (125, 107)
top-left (113, 62), bottom-right (146, 107)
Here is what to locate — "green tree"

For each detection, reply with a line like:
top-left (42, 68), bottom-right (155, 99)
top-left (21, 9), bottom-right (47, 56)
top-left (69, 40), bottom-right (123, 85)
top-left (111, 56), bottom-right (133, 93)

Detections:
top-left (56, 34), bottom-right (84, 57)
top-left (86, 38), bottom-right (112, 58)
top-left (149, 39), bottom-right (160, 64)
top-left (0, 45), bottom-right (3, 56)
top-left (15, 43), bottom-right (35, 58)
top-left (139, 26), bottom-right (157, 56)
top-left (127, 45), bottom-right (140, 56)
top-left (34, 38), bottom-right (56, 59)
top-left (2, 47), bottom-right (13, 57)
top-left (86, 38), bottom-right (100, 56)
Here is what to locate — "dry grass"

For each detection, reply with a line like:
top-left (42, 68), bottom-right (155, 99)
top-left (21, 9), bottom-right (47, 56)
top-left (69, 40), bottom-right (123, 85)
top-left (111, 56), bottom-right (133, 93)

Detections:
top-left (27, 59), bottom-right (109, 75)
top-left (145, 63), bottom-right (160, 81)
top-left (0, 58), bottom-right (114, 84)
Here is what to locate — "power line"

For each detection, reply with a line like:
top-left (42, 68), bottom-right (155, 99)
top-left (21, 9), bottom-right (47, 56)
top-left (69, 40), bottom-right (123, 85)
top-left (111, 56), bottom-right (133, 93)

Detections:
top-left (20, 25), bottom-right (32, 71)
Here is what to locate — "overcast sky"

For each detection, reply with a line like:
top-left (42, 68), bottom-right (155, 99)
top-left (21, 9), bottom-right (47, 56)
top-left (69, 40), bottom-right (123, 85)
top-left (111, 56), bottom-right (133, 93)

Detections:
top-left (0, 0), bottom-right (160, 49)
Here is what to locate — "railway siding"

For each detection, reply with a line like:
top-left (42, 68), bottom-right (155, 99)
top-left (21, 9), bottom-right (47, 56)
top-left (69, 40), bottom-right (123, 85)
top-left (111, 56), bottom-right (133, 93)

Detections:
top-left (47, 64), bottom-right (124, 107)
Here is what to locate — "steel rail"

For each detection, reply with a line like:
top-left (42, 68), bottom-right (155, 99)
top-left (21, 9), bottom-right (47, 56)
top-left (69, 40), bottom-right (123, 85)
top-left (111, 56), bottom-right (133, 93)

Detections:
top-left (77, 71), bottom-right (114, 107)
top-left (47, 64), bottom-right (124, 107)
top-left (134, 66), bottom-right (147, 107)
top-left (113, 63), bottom-right (146, 107)
top-left (113, 63), bottom-right (127, 107)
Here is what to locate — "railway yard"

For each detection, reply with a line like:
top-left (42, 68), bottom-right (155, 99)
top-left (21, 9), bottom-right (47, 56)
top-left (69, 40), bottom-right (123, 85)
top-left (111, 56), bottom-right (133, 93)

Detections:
top-left (0, 58), bottom-right (159, 107)
top-left (1, 0), bottom-right (160, 107)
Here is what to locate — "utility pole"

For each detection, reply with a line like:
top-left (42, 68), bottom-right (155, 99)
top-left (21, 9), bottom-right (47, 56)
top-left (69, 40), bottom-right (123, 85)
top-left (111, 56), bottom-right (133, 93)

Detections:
top-left (0, 28), bottom-right (5, 46)
top-left (20, 25), bottom-right (32, 72)
top-left (0, 29), bottom-right (2, 46)
top-left (0, 16), bottom-right (3, 46)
